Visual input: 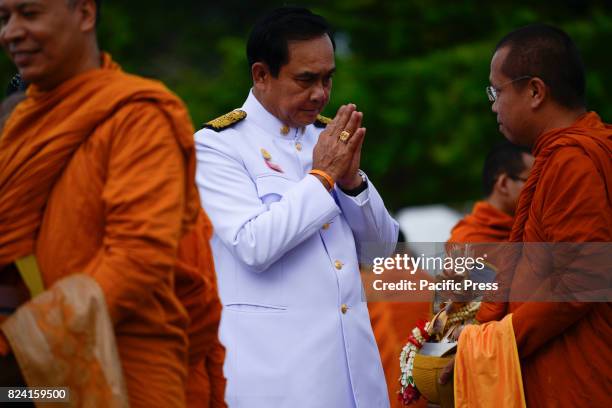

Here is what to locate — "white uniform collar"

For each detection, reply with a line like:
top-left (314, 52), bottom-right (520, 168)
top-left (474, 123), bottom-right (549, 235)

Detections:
top-left (242, 90), bottom-right (304, 138)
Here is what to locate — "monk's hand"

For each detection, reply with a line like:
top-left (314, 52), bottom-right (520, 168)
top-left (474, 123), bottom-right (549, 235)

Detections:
top-left (438, 356), bottom-right (455, 385)
top-left (312, 104), bottom-right (364, 186)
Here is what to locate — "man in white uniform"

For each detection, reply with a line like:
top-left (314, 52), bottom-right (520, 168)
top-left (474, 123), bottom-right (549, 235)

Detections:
top-left (195, 6), bottom-right (399, 408)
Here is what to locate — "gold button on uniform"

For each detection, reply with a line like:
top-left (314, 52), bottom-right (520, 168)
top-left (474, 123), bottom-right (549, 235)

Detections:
top-left (295, 142), bottom-right (302, 151)
top-left (341, 304), bottom-right (349, 314)
top-left (280, 125), bottom-right (290, 135)
top-left (334, 260), bottom-right (343, 270)
top-left (322, 223), bottom-right (330, 230)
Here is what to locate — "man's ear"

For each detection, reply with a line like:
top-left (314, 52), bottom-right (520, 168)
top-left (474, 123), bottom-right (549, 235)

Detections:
top-left (252, 62), bottom-right (271, 91)
top-left (76, 0), bottom-right (97, 32)
top-left (495, 173), bottom-right (511, 196)
top-left (528, 77), bottom-right (547, 109)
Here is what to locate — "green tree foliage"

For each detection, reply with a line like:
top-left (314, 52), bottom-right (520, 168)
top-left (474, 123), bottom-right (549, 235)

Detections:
top-left (1, 0), bottom-right (609, 210)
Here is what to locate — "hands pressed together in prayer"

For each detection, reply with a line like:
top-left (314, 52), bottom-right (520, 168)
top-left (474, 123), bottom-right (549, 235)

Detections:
top-left (312, 104), bottom-right (366, 190)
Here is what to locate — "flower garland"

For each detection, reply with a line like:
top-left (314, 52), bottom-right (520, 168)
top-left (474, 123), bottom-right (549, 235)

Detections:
top-left (398, 302), bottom-right (481, 405)
top-left (398, 319), bottom-right (430, 405)
top-left (446, 301), bottom-right (480, 325)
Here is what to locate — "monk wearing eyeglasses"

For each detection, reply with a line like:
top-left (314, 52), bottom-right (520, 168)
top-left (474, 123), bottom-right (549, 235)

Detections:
top-left (453, 24), bottom-right (611, 408)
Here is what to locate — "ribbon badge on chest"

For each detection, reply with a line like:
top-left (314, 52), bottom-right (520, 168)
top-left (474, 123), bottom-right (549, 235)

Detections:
top-left (261, 148), bottom-right (284, 173)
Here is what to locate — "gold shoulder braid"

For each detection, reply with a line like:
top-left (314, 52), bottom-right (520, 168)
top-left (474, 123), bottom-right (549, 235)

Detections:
top-left (202, 109), bottom-right (247, 131)
top-left (314, 114), bottom-right (332, 128)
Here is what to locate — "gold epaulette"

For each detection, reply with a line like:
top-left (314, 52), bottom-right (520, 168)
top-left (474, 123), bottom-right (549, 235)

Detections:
top-left (314, 114), bottom-right (332, 128)
top-left (202, 109), bottom-right (247, 131)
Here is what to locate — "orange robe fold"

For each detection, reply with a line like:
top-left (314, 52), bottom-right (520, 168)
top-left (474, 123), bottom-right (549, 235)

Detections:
top-left (454, 314), bottom-right (525, 408)
top-left (506, 112), bottom-right (612, 406)
top-left (0, 54), bottom-right (225, 407)
top-left (177, 211), bottom-right (227, 408)
top-left (448, 200), bottom-right (513, 243)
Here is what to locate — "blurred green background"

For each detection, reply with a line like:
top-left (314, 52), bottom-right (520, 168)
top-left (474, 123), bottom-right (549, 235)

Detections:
top-left (1, 0), bottom-right (610, 211)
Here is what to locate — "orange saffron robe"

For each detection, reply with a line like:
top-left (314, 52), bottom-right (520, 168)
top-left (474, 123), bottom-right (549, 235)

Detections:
top-left (454, 315), bottom-right (526, 408)
top-left (0, 55), bottom-right (225, 407)
top-left (448, 201), bottom-right (513, 243)
top-left (506, 112), bottom-right (611, 406)
top-left (447, 185), bottom-right (525, 407)
top-left (177, 212), bottom-right (227, 408)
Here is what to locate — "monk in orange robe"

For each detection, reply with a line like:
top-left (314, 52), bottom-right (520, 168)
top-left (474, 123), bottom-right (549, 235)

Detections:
top-left (448, 141), bottom-right (533, 324)
top-left (449, 200), bottom-right (513, 243)
top-left (449, 140), bottom-right (532, 244)
top-left (0, 1), bottom-right (225, 406)
top-left (455, 24), bottom-right (611, 407)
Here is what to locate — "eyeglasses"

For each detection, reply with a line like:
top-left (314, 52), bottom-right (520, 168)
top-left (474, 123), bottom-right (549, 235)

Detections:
top-left (486, 76), bottom-right (533, 102)
top-left (509, 175), bottom-right (529, 183)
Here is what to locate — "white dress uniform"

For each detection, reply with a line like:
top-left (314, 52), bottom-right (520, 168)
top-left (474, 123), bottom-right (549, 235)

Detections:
top-left (195, 91), bottom-right (399, 408)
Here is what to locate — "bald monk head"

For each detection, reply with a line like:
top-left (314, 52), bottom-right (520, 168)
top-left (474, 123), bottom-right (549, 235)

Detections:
top-left (482, 141), bottom-right (534, 216)
top-left (488, 24), bottom-right (587, 147)
top-left (0, 0), bottom-right (101, 90)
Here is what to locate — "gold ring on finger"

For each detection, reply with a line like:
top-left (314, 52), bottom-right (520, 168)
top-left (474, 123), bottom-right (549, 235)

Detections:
top-left (339, 130), bottom-right (351, 142)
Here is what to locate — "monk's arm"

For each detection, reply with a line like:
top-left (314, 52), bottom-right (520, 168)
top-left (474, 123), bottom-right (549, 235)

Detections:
top-left (86, 102), bottom-right (186, 323)
top-left (512, 150), bottom-right (611, 358)
top-left (476, 302), bottom-right (507, 323)
top-left (512, 302), bottom-right (593, 358)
